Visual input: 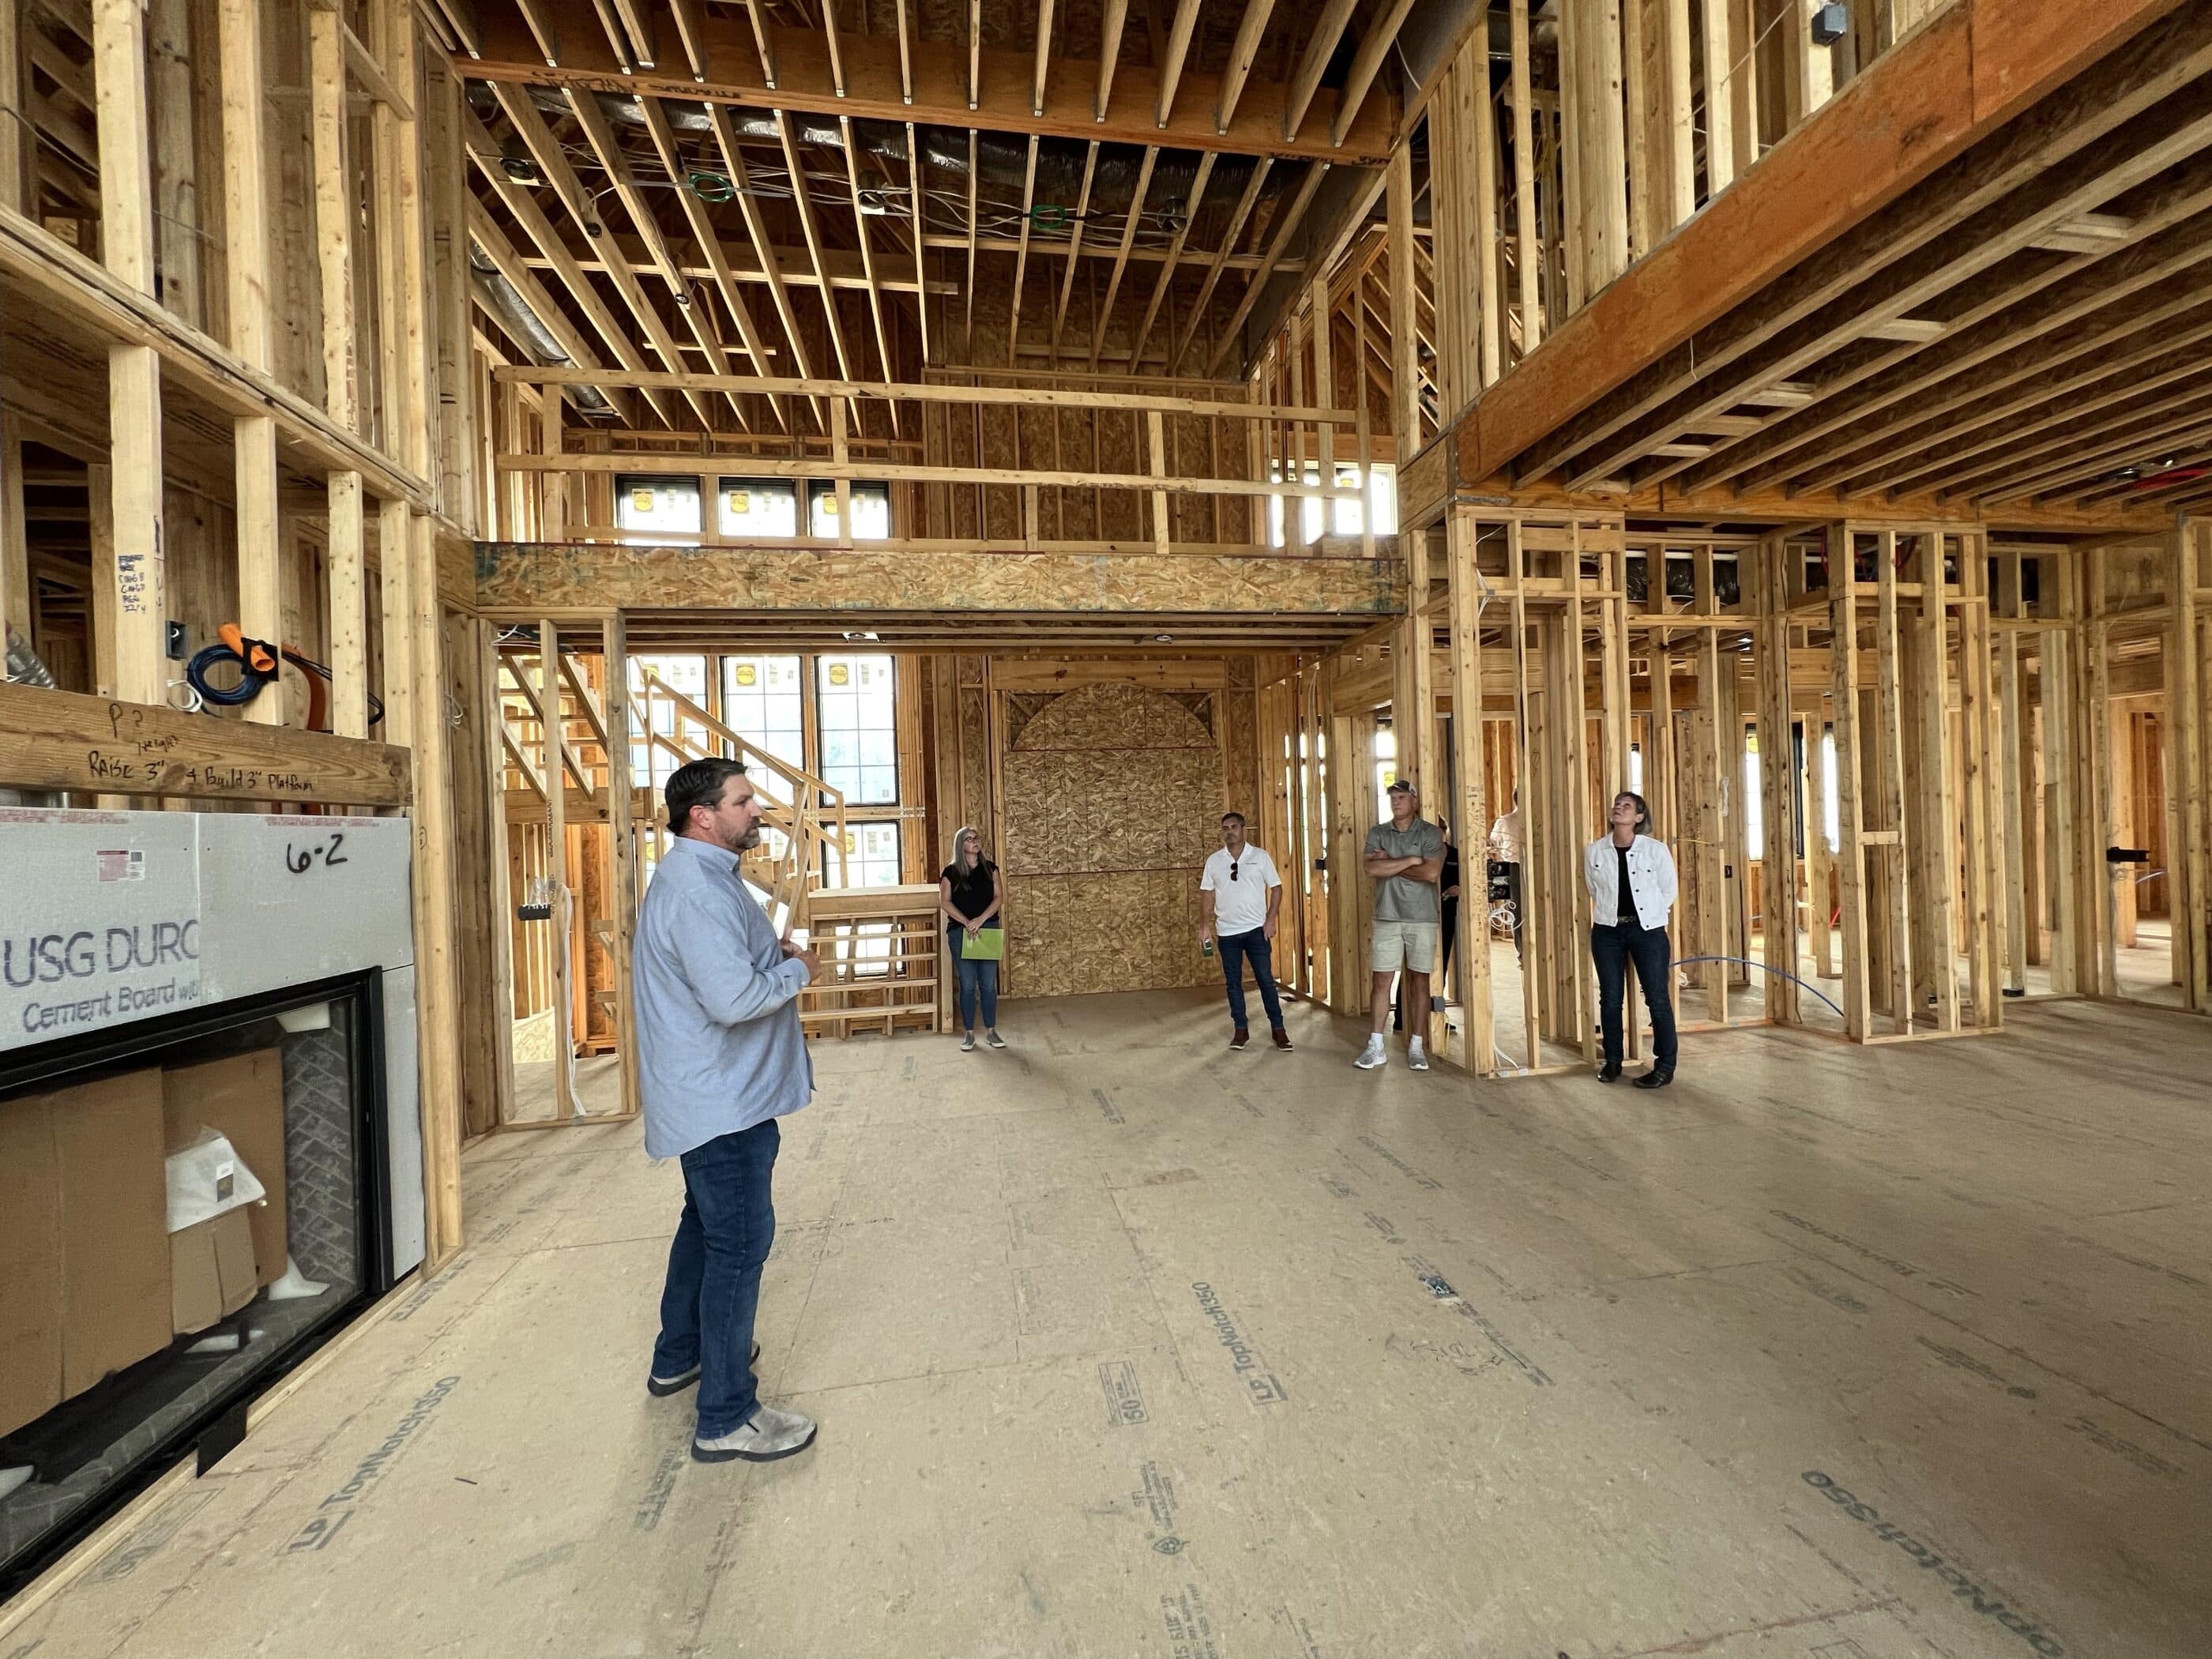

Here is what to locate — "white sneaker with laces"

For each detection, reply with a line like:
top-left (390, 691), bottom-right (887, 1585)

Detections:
top-left (1408, 1039), bottom-right (1430, 1071)
top-left (1354, 1036), bottom-right (1387, 1070)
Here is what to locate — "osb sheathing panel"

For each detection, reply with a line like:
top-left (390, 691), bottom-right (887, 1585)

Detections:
top-left (1004, 871), bottom-right (1208, 997)
top-left (1003, 746), bottom-right (1222, 873)
top-left (999, 683), bottom-right (1222, 996)
top-left (476, 546), bottom-right (1401, 615)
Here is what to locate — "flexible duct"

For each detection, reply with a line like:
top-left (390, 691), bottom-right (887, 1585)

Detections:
top-left (468, 247), bottom-right (619, 416)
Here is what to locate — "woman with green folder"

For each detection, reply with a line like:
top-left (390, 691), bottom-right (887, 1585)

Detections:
top-left (939, 826), bottom-right (1007, 1051)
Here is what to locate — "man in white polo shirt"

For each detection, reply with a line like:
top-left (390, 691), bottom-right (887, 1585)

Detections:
top-left (1198, 811), bottom-right (1292, 1051)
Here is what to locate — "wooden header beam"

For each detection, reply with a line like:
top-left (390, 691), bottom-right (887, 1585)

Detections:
top-left (0, 682), bottom-right (412, 805)
top-left (464, 6), bottom-right (1397, 164)
top-left (474, 541), bottom-right (1405, 616)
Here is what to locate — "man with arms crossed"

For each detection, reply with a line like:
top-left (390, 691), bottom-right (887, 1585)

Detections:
top-left (1198, 811), bottom-right (1293, 1051)
top-left (635, 757), bottom-right (823, 1463)
top-left (1356, 778), bottom-right (1446, 1071)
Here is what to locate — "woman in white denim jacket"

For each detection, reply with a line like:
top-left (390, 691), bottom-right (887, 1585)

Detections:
top-left (1583, 791), bottom-right (1680, 1089)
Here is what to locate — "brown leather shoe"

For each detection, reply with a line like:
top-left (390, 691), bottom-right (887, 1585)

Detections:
top-left (1230, 1028), bottom-right (1250, 1049)
top-left (1271, 1028), bottom-right (1293, 1051)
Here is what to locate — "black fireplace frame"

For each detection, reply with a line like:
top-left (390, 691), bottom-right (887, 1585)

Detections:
top-left (0, 968), bottom-right (396, 1603)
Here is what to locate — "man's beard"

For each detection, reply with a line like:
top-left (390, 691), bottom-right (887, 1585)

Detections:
top-left (736, 822), bottom-right (765, 850)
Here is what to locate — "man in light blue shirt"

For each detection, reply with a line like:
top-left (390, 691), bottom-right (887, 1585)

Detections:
top-left (636, 757), bottom-right (822, 1463)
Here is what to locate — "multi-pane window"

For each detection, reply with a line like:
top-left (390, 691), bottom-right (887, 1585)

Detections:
top-left (807, 481), bottom-right (892, 540)
top-left (816, 654), bottom-right (898, 805)
top-left (721, 654), bottom-right (805, 801)
top-left (1266, 463), bottom-right (1400, 547)
top-left (633, 653), bottom-right (709, 792)
top-left (615, 477), bottom-right (702, 536)
top-left (837, 821), bottom-right (903, 887)
top-left (717, 479), bottom-right (799, 538)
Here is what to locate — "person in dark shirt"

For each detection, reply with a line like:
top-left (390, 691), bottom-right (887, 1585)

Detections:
top-left (939, 826), bottom-right (1006, 1051)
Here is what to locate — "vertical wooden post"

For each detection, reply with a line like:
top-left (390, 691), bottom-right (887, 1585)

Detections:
top-left (90, 0), bottom-right (171, 707)
top-left (1146, 410), bottom-right (1172, 555)
top-left (1661, 0), bottom-right (1695, 228)
top-left (542, 618), bottom-right (579, 1123)
top-left (1310, 276), bottom-right (1340, 535)
top-left (0, 0), bottom-right (25, 213)
top-left (1446, 508), bottom-right (1495, 1070)
top-left (2042, 551), bottom-right (2080, 995)
top-left (604, 613), bottom-right (644, 1118)
top-left (1699, 0), bottom-right (1734, 195)
top-left (1917, 533), bottom-right (1960, 1031)
top-left (411, 514), bottom-right (463, 1254)
top-left (1588, 0), bottom-right (1631, 287)
top-left (217, 0), bottom-right (281, 720)
top-left (1830, 528), bottom-right (1872, 1040)
top-left (1469, 8), bottom-right (1502, 385)
top-left (329, 475), bottom-right (369, 737)
top-left (1388, 145), bottom-right (1421, 450)
top-left (1507, 518), bottom-right (1543, 1061)
top-left (1874, 529), bottom-right (1913, 1031)
top-left (1756, 533), bottom-right (1800, 1022)
top-left (2167, 525), bottom-right (2207, 1011)
top-left (0, 419), bottom-right (26, 649)
top-left (1957, 532), bottom-right (2001, 1027)
top-left (832, 398), bottom-right (854, 547)
top-left (1997, 551), bottom-right (2028, 994)
top-left (1509, 0), bottom-right (1541, 356)
top-left (1692, 546), bottom-right (1728, 1025)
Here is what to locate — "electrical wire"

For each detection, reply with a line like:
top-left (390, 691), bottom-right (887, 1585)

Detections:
top-left (1672, 955), bottom-right (1848, 1021)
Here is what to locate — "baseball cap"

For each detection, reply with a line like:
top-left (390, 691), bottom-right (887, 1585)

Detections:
top-left (1386, 778), bottom-right (1416, 795)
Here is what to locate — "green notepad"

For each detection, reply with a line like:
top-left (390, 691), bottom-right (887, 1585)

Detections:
top-left (959, 928), bottom-right (1006, 961)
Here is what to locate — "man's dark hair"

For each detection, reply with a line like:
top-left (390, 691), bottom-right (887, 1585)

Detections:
top-left (1221, 811), bottom-right (1246, 826)
top-left (666, 756), bottom-right (748, 836)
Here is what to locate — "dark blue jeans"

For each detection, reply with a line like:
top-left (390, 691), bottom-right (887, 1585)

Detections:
top-left (947, 925), bottom-right (999, 1031)
top-left (653, 1118), bottom-right (781, 1438)
top-left (1591, 920), bottom-right (1678, 1070)
top-left (1217, 927), bottom-right (1285, 1032)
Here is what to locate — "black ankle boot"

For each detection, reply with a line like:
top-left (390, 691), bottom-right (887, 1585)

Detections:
top-left (1634, 1067), bottom-right (1674, 1089)
top-left (1597, 1061), bottom-right (1623, 1083)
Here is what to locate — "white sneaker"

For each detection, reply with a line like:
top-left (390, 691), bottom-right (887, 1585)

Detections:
top-left (1354, 1036), bottom-right (1387, 1070)
top-left (1408, 1040), bottom-right (1430, 1071)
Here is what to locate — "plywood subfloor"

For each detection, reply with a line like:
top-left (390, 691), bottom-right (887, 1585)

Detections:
top-left (10, 994), bottom-right (2212, 1658)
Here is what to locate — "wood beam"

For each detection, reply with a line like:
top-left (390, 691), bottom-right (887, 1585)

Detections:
top-left (1283, 0), bottom-right (1361, 141)
top-left (1460, 0), bottom-right (2201, 484)
top-left (476, 541), bottom-right (1404, 615)
top-left (465, 6), bottom-right (1395, 162)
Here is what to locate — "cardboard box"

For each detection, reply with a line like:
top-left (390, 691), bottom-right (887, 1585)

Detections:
top-left (171, 1209), bottom-right (258, 1334)
top-left (164, 1051), bottom-right (288, 1288)
top-left (0, 1098), bottom-right (62, 1439)
top-left (0, 1070), bottom-right (173, 1439)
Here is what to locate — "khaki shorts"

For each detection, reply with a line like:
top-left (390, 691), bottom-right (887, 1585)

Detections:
top-left (1371, 920), bottom-right (1438, 973)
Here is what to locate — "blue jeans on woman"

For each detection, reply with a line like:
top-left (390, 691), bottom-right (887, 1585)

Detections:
top-left (653, 1118), bottom-right (780, 1439)
top-left (947, 925), bottom-right (999, 1031)
top-left (1590, 920), bottom-right (1678, 1071)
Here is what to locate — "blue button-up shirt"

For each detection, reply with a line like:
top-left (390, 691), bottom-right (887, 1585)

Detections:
top-left (633, 834), bottom-right (814, 1160)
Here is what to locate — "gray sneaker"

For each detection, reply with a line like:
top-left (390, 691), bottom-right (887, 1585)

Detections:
top-left (985, 1030), bottom-right (1007, 1049)
top-left (693, 1403), bottom-right (817, 1463)
top-left (961, 1032), bottom-right (976, 1051)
